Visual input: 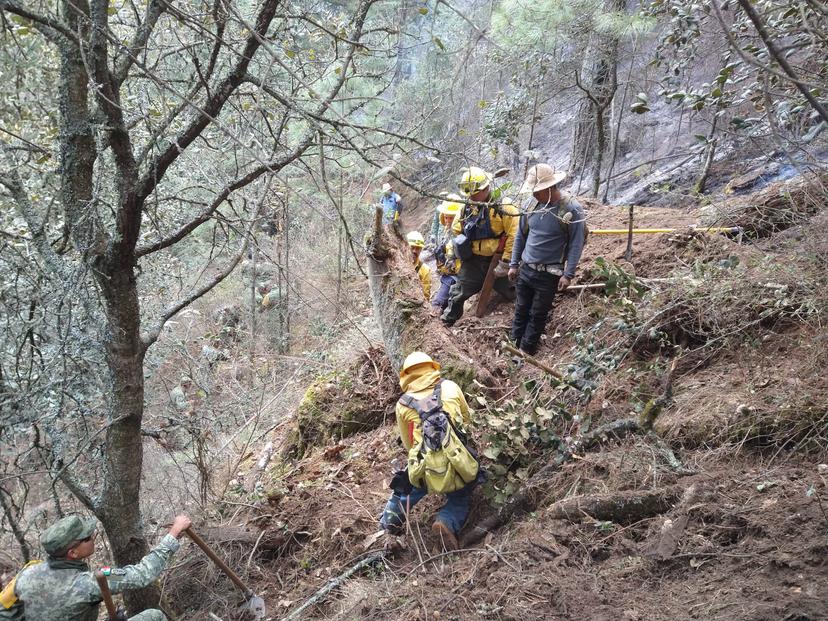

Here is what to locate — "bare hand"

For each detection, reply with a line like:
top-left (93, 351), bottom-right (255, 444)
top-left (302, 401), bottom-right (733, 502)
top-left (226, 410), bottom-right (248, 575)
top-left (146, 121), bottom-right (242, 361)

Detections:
top-left (508, 267), bottom-right (519, 283)
top-left (169, 515), bottom-right (192, 538)
top-left (558, 276), bottom-right (571, 291)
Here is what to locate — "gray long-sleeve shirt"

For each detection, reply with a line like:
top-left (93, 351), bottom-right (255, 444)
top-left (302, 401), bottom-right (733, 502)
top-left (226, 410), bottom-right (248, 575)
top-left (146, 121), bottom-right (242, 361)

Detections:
top-left (510, 196), bottom-right (585, 279)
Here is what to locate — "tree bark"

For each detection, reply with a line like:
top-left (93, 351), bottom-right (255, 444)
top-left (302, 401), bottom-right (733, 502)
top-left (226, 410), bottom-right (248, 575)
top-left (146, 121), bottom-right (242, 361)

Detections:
top-left (365, 209), bottom-right (481, 383)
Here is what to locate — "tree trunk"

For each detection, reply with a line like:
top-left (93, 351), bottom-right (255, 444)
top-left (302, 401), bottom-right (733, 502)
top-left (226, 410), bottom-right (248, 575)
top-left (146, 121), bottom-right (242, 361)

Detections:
top-left (569, 0), bottom-right (623, 180)
top-left (56, 2), bottom-right (158, 612)
top-left (694, 114), bottom-right (719, 194)
top-left (365, 208), bottom-right (482, 385)
top-left (96, 268), bottom-right (157, 613)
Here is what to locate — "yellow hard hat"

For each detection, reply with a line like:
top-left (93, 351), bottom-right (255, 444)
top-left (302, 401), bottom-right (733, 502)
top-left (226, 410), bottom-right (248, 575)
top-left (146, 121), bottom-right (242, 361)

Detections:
top-left (406, 231), bottom-right (425, 248)
top-left (400, 351), bottom-right (440, 377)
top-left (438, 193), bottom-right (463, 215)
top-left (458, 166), bottom-right (492, 196)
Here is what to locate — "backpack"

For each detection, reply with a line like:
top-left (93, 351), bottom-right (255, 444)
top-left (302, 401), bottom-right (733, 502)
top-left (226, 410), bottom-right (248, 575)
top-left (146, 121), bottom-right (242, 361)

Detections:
top-left (400, 381), bottom-right (479, 495)
top-left (455, 202), bottom-right (505, 262)
top-left (0, 561), bottom-right (42, 621)
top-left (520, 195), bottom-right (589, 258)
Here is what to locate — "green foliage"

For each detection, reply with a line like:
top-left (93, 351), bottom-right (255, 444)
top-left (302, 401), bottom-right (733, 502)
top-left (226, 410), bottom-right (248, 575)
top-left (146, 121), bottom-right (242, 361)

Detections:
top-left (646, 0), bottom-right (828, 141)
top-left (592, 257), bottom-right (647, 297)
top-left (472, 383), bottom-right (567, 505)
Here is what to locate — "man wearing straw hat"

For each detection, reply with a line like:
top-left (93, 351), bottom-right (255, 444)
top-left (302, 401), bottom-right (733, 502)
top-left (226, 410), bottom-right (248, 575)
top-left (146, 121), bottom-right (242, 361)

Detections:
top-left (380, 182), bottom-right (403, 224)
top-left (508, 164), bottom-right (585, 356)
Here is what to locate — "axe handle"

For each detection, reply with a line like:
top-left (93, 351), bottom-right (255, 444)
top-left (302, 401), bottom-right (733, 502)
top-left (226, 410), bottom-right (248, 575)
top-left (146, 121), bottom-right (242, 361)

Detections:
top-left (184, 528), bottom-right (251, 596)
top-left (474, 235), bottom-right (508, 318)
top-left (94, 570), bottom-right (118, 620)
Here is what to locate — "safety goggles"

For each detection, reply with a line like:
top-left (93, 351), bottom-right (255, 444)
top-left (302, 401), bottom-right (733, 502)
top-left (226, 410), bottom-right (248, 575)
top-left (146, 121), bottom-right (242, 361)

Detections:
top-left (458, 180), bottom-right (483, 195)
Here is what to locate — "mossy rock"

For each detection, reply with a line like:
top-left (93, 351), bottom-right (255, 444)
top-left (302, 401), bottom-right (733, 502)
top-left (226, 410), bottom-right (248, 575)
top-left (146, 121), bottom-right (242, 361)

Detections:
top-left (283, 372), bottom-right (388, 459)
top-left (440, 359), bottom-right (477, 394)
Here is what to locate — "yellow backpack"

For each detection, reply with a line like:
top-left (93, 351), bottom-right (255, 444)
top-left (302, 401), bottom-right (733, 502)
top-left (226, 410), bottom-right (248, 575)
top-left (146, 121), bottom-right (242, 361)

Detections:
top-left (402, 381), bottom-right (479, 494)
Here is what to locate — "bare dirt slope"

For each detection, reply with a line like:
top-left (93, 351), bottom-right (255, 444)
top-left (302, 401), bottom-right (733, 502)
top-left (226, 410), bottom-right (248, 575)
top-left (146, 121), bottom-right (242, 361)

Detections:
top-left (174, 177), bottom-right (827, 621)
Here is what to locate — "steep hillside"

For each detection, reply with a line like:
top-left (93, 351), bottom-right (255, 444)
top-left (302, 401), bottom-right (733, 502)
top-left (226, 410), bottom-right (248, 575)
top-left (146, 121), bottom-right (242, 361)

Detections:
top-left (168, 174), bottom-right (827, 621)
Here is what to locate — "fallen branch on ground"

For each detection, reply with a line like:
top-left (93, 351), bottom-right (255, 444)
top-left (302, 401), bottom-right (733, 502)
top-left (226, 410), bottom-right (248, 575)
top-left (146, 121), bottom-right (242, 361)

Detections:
top-left (279, 550), bottom-right (387, 621)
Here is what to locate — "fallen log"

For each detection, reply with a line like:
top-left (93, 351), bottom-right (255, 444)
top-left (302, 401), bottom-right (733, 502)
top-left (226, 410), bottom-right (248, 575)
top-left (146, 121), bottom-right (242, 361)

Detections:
top-left (461, 419), bottom-right (641, 546)
top-left (545, 486), bottom-right (683, 524)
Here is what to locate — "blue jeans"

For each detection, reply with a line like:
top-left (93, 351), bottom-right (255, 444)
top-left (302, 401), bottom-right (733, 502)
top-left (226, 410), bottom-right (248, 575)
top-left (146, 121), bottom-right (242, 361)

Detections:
top-left (379, 484), bottom-right (473, 535)
top-left (431, 275), bottom-right (456, 310)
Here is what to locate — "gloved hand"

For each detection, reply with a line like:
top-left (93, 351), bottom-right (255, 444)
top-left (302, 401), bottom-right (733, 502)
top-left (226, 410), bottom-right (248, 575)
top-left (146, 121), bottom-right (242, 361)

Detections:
top-left (493, 260), bottom-right (510, 278)
top-left (390, 469), bottom-right (413, 495)
top-left (508, 266), bottom-right (519, 282)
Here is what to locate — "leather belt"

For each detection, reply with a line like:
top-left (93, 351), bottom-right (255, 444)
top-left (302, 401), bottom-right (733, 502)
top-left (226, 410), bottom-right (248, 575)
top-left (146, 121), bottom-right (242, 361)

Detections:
top-left (525, 263), bottom-right (563, 276)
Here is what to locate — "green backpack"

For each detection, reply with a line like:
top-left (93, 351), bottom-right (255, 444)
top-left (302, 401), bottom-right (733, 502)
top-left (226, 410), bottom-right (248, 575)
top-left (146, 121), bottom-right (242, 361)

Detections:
top-left (400, 381), bottom-right (479, 495)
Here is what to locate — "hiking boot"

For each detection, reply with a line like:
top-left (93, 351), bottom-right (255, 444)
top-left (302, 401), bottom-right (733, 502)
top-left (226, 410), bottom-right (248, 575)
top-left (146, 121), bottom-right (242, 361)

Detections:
top-left (431, 521), bottom-right (458, 552)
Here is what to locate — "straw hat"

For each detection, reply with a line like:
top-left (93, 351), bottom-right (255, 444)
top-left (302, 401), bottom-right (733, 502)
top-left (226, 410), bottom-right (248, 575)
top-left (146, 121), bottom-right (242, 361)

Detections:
top-left (381, 182), bottom-right (392, 193)
top-left (519, 164), bottom-right (566, 194)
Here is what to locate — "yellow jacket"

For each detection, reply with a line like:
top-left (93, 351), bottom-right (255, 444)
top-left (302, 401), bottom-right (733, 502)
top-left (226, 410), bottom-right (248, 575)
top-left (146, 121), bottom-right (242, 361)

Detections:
top-left (415, 261), bottom-right (431, 299)
top-left (451, 199), bottom-right (519, 258)
top-left (436, 239), bottom-right (460, 276)
top-left (396, 366), bottom-right (470, 451)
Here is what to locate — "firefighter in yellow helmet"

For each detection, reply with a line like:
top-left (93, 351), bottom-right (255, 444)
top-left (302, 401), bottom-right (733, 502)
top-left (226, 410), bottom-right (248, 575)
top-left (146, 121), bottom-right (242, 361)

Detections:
top-left (406, 231), bottom-right (431, 300)
top-left (379, 352), bottom-right (476, 551)
top-left (430, 195), bottom-right (462, 317)
top-left (441, 167), bottom-right (518, 326)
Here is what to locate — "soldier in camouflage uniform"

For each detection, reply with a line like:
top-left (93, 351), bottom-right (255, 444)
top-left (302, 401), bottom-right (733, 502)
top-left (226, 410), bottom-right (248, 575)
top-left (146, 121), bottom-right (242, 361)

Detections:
top-left (1, 513), bottom-right (191, 620)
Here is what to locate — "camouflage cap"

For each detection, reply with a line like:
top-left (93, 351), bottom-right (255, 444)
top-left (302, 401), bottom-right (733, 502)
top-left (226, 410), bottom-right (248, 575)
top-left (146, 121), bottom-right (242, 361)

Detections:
top-left (40, 515), bottom-right (97, 556)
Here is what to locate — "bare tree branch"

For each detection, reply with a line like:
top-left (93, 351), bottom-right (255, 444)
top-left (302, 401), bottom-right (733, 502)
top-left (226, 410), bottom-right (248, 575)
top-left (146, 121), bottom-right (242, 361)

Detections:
top-left (135, 0), bottom-right (281, 206)
top-left (0, 0), bottom-right (79, 44)
top-left (734, 0), bottom-right (828, 125)
top-left (141, 178), bottom-right (272, 347)
top-left (113, 0), bottom-right (165, 84)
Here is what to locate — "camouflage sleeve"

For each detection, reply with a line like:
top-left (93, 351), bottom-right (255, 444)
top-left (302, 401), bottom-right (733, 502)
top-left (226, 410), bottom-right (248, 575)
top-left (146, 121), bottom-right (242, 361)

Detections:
top-left (87, 534), bottom-right (181, 596)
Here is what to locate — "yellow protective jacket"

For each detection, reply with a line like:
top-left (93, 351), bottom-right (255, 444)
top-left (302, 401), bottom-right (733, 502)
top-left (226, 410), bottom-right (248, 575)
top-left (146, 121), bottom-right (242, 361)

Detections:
top-left (415, 261), bottom-right (431, 299)
top-left (451, 199), bottom-right (519, 258)
top-left (396, 366), bottom-right (470, 451)
top-left (436, 238), bottom-right (460, 276)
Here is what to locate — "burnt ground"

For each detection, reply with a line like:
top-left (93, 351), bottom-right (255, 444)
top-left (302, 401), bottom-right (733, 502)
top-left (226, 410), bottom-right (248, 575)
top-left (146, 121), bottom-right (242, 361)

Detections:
top-left (169, 179), bottom-right (828, 621)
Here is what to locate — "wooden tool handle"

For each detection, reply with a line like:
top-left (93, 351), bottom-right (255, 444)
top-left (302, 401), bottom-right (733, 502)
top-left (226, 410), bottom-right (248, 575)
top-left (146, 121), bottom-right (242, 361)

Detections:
top-left (184, 527), bottom-right (251, 596)
top-left (94, 570), bottom-right (118, 620)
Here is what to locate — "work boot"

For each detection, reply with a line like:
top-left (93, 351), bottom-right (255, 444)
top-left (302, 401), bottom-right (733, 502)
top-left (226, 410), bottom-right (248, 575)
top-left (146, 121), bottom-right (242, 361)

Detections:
top-left (431, 521), bottom-right (458, 552)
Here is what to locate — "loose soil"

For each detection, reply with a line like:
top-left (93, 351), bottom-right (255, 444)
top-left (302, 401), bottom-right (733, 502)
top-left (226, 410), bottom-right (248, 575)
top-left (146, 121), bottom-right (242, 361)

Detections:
top-left (172, 177), bottom-right (828, 621)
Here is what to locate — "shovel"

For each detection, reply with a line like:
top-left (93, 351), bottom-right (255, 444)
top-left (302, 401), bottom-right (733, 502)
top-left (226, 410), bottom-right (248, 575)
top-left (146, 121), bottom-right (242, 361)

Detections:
top-left (185, 527), bottom-right (266, 620)
top-left (94, 570), bottom-right (126, 621)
